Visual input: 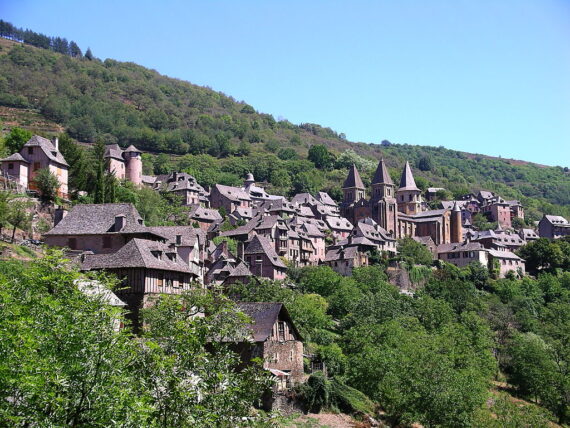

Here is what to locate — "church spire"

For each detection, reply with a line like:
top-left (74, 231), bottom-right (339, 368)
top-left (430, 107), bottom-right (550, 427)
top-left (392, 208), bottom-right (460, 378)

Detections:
top-left (372, 158), bottom-right (393, 185)
top-left (399, 161), bottom-right (419, 191)
top-left (343, 164), bottom-right (365, 189)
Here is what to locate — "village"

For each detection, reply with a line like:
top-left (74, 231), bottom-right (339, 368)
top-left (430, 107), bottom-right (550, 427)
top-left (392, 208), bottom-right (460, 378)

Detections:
top-left (1, 135), bottom-right (569, 414)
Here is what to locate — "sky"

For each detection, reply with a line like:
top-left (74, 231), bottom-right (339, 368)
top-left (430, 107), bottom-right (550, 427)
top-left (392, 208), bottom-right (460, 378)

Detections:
top-left (1, 0), bottom-right (569, 166)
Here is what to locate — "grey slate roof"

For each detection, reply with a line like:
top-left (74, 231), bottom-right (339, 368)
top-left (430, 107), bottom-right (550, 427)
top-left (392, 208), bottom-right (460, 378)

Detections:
top-left (228, 261), bottom-right (253, 278)
top-left (325, 245), bottom-right (360, 262)
top-left (23, 135), bottom-right (68, 167)
top-left (188, 206), bottom-right (223, 222)
top-left (325, 215), bottom-right (353, 231)
top-left (1, 153), bottom-right (29, 163)
top-left (82, 238), bottom-right (192, 273)
top-left (398, 161), bottom-right (419, 191)
top-left (316, 191), bottom-right (337, 206)
top-left (244, 235), bottom-right (287, 268)
top-left (104, 144), bottom-right (124, 161)
top-left (236, 302), bottom-right (301, 342)
top-left (215, 184), bottom-right (251, 202)
top-left (44, 203), bottom-right (150, 236)
top-left (145, 226), bottom-right (199, 247)
top-left (372, 158), bottom-right (393, 185)
top-left (342, 164), bottom-right (365, 189)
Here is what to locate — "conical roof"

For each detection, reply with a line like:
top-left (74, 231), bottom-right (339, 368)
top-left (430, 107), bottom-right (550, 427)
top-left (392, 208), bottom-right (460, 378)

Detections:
top-left (343, 164), bottom-right (365, 189)
top-left (372, 158), bottom-right (393, 185)
top-left (452, 200), bottom-right (461, 212)
top-left (398, 161), bottom-right (419, 191)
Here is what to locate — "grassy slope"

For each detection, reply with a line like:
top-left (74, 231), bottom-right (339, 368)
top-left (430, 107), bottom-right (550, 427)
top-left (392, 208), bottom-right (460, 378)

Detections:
top-left (0, 37), bottom-right (569, 218)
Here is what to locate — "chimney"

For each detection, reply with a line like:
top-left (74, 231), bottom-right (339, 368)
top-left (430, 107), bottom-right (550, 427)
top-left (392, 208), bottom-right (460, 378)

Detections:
top-left (176, 234), bottom-right (182, 245)
top-left (237, 241), bottom-right (244, 260)
top-left (114, 214), bottom-right (126, 231)
top-left (54, 207), bottom-right (68, 226)
top-left (54, 137), bottom-right (59, 151)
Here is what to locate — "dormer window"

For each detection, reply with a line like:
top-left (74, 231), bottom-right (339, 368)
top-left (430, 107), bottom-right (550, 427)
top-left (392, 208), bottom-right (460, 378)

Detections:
top-left (151, 251), bottom-right (162, 260)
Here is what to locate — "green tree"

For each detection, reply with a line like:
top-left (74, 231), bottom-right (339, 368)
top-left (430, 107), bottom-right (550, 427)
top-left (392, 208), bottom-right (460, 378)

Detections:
top-left (0, 191), bottom-right (12, 236)
top-left (7, 199), bottom-right (32, 242)
top-left (517, 238), bottom-right (565, 275)
top-left (308, 144), bottom-right (334, 170)
top-left (397, 237), bottom-right (433, 266)
top-left (34, 168), bottom-right (60, 203)
top-left (4, 127), bottom-right (32, 154)
top-left (418, 155), bottom-right (433, 171)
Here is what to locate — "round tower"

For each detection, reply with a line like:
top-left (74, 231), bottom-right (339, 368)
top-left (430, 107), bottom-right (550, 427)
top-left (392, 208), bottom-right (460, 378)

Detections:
top-left (124, 145), bottom-right (142, 186)
top-left (244, 172), bottom-right (255, 188)
top-left (451, 201), bottom-right (463, 243)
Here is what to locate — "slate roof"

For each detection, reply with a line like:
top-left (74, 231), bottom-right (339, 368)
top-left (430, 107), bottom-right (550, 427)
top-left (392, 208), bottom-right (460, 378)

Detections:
top-left (316, 191), bottom-right (337, 206)
top-left (487, 249), bottom-right (524, 261)
top-left (44, 203), bottom-right (151, 236)
top-left (398, 161), bottom-right (419, 191)
top-left (1, 153), bottom-right (29, 163)
top-left (291, 193), bottom-right (319, 206)
top-left (188, 206), bottom-right (223, 222)
top-left (325, 245), bottom-right (360, 262)
top-left (441, 200), bottom-right (468, 210)
top-left (82, 238), bottom-right (192, 273)
top-left (372, 158), bottom-right (393, 185)
top-left (215, 184), bottom-right (251, 202)
top-left (437, 241), bottom-right (486, 253)
top-left (325, 216), bottom-right (353, 231)
top-left (145, 226), bottom-right (199, 247)
top-left (104, 144), bottom-right (124, 161)
top-left (228, 261), bottom-right (253, 278)
top-left (300, 222), bottom-right (325, 238)
top-left (23, 135), bottom-right (68, 167)
top-left (244, 235), bottom-right (287, 268)
top-left (236, 302), bottom-right (301, 342)
top-left (342, 164), bottom-right (365, 189)
top-left (543, 215), bottom-right (569, 225)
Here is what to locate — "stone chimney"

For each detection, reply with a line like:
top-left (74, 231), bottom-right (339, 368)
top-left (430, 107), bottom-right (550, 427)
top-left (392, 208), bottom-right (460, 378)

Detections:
top-left (114, 214), bottom-right (126, 232)
top-left (237, 241), bottom-right (244, 260)
top-left (54, 137), bottom-right (59, 151)
top-left (54, 207), bottom-right (68, 226)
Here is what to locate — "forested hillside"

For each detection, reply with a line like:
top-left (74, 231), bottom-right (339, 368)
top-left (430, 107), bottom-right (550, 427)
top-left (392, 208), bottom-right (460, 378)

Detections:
top-left (1, 35), bottom-right (569, 219)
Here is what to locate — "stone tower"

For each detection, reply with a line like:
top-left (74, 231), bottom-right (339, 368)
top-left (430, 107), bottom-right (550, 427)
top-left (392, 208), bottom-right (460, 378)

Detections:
top-left (396, 161), bottom-right (423, 215)
top-left (124, 145), bottom-right (142, 186)
top-left (371, 159), bottom-right (398, 236)
top-left (340, 164), bottom-right (366, 223)
top-left (342, 164), bottom-right (366, 204)
top-left (450, 201), bottom-right (463, 243)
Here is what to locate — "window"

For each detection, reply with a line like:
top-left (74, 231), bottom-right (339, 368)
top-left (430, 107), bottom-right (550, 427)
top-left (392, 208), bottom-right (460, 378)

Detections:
top-left (8, 163), bottom-right (13, 170)
top-left (102, 236), bottom-right (112, 248)
top-left (157, 273), bottom-right (164, 287)
top-left (68, 238), bottom-right (77, 250)
top-left (278, 322), bottom-right (285, 341)
top-left (33, 162), bottom-right (40, 171)
top-left (28, 147), bottom-right (33, 155)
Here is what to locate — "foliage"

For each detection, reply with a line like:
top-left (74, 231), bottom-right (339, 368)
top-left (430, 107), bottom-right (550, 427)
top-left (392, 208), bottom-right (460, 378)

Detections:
top-left (396, 236), bottom-right (433, 266)
top-left (0, 252), bottom-right (272, 427)
top-left (34, 168), bottom-right (60, 203)
top-left (517, 237), bottom-right (570, 275)
top-left (3, 126), bottom-right (31, 154)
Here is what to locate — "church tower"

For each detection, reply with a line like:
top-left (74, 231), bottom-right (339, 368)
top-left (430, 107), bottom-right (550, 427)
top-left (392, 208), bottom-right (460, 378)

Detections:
top-left (371, 159), bottom-right (398, 236)
top-left (340, 164), bottom-right (366, 223)
top-left (342, 164), bottom-right (365, 204)
top-left (396, 161), bottom-right (423, 215)
top-left (450, 201), bottom-right (463, 243)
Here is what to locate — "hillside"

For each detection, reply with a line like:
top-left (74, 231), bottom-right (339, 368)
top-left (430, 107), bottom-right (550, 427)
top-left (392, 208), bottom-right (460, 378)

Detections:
top-left (1, 37), bottom-right (569, 219)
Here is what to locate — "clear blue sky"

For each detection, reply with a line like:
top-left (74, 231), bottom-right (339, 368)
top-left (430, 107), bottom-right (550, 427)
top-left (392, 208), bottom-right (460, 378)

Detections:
top-left (2, 0), bottom-right (569, 166)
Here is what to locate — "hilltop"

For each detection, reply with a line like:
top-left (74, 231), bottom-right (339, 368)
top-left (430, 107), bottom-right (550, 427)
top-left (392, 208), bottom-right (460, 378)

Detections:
top-left (1, 35), bottom-right (569, 220)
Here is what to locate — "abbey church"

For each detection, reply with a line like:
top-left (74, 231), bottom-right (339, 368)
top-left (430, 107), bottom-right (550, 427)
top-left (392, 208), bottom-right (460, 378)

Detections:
top-left (340, 160), bottom-right (462, 245)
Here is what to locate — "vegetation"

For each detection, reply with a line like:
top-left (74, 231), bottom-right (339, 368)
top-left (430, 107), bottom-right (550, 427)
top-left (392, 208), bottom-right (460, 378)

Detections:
top-left (0, 251), bottom-right (271, 426)
top-left (231, 248), bottom-right (570, 426)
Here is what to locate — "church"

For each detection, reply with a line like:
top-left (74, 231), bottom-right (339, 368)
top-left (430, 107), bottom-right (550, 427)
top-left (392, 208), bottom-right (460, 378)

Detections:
top-left (340, 160), bottom-right (462, 245)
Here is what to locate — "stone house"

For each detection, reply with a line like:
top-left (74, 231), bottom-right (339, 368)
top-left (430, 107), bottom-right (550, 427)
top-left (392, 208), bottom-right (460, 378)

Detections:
top-left (81, 238), bottom-right (195, 328)
top-left (188, 205), bottom-right (223, 231)
top-left (210, 183), bottom-right (252, 212)
top-left (104, 144), bottom-right (143, 186)
top-left (488, 249), bottom-right (526, 277)
top-left (44, 203), bottom-right (164, 254)
top-left (0, 135), bottom-right (69, 198)
top-left (437, 241), bottom-right (489, 269)
top-left (538, 215), bottom-right (570, 239)
top-left (156, 172), bottom-right (209, 206)
top-left (243, 235), bottom-right (287, 280)
top-left (235, 302), bottom-right (304, 389)
top-left (324, 244), bottom-right (369, 276)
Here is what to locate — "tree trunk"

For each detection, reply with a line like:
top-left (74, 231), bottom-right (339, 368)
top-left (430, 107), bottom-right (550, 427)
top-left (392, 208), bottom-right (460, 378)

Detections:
top-left (11, 225), bottom-right (16, 243)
